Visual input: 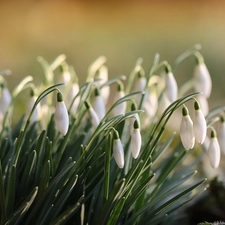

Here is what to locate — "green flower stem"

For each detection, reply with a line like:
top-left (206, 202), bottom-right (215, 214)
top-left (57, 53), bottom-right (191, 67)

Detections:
top-left (148, 53), bottom-right (160, 79)
top-left (172, 44), bottom-right (202, 71)
top-left (104, 133), bottom-right (111, 199)
top-left (125, 58), bottom-right (143, 94)
top-left (0, 161), bottom-right (7, 223)
top-left (49, 54), bottom-right (66, 71)
top-left (13, 83), bottom-right (64, 166)
top-left (86, 56), bottom-right (107, 82)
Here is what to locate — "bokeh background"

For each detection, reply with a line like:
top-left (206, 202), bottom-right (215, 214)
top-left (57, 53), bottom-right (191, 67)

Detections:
top-left (0, 0), bottom-right (225, 108)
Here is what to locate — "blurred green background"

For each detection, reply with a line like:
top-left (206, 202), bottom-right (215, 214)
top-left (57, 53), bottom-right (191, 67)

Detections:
top-left (0, 0), bottom-right (225, 108)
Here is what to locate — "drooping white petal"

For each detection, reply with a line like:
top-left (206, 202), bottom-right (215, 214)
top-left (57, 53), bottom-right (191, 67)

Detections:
top-left (217, 119), bottom-right (225, 155)
top-left (130, 128), bottom-right (142, 159)
top-left (193, 63), bottom-right (212, 98)
top-left (195, 95), bottom-right (209, 116)
top-left (0, 87), bottom-right (11, 115)
top-left (54, 101), bottom-right (69, 136)
top-left (208, 137), bottom-right (220, 169)
top-left (92, 95), bottom-right (106, 121)
top-left (164, 72), bottom-right (178, 102)
top-left (113, 138), bottom-right (124, 168)
top-left (112, 91), bottom-right (126, 117)
top-left (193, 102), bottom-right (207, 144)
top-left (180, 107), bottom-right (195, 150)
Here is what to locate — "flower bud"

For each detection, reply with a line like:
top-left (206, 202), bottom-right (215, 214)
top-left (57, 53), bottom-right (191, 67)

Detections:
top-left (54, 91), bottom-right (69, 136)
top-left (193, 100), bottom-right (207, 144)
top-left (164, 65), bottom-right (178, 103)
top-left (111, 83), bottom-right (126, 117)
top-left (92, 87), bottom-right (106, 121)
top-left (113, 131), bottom-right (124, 168)
top-left (180, 106), bottom-right (195, 150)
top-left (208, 129), bottom-right (220, 169)
top-left (217, 115), bottom-right (225, 155)
top-left (85, 101), bottom-right (100, 128)
top-left (130, 120), bottom-right (142, 159)
top-left (193, 55), bottom-right (212, 98)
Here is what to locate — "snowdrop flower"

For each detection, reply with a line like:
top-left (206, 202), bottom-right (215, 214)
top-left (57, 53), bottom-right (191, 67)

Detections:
top-left (95, 65), bottom-right (110, 104)
top-left (157, 93), bottom-right (171, 117)
top-left (208, 129), bottom-right (220, 169)
top-left (193, 53), bottom-right (212, 98)
top-left (54, 91), bottom-right (69, 136)
top-left (26, 89), bottom-right (40, 124)
top-left (111, 83), bottom-right (126, 117)
top-left (113, 130), bottom-right (124, 168)
top-left (180, 106), bottom-right (195, 150)
top-left (217, 115), bottom-right (225, 154)
top-left (193, 100), bottom-right (207, 144)
top-left (56, 65), bottom-right (71, 95)
top-left (0, 84), bottom-right (11, 116)
top-left (129, 102), bottom-right (140, 134)
top-left (84, 101), bottom-right (100, 128)
top-left (195, 94), bottom-right (209, 116)
top-left (92, 87), bottom-right (106, 121)
top-left (66, 82), bottom-right (80, 116)
top-left (164, 65), bottom-right (178, 103)
top-left (130, 120), bottom-right (142, 159)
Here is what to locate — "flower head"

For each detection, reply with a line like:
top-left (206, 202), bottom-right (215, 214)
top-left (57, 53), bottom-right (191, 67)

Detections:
top-left (180, 106), bottom-right (195, 150)
top-left (208, 129), bottom-right (220, 169)
top-left (193, 53), bottom-right (212, 98)
top-left (164, 65), bottom-right (178, 103)
top-left (85, 101), bottom-right (100, 128)
top-left (113, 130), bottom-right (124, 168)
top-left (111, 83), bottom-right (126, 117)
top-left (130, 120), bottom-right (142, 159)
top-left (92, 87), bottom-right (106, 121)
top-left (54, 91), bottom-right (69, 136)
top-left (193, 100), bottom-right (207, 144)
top-left (217, 115), bottom-right (225, 155)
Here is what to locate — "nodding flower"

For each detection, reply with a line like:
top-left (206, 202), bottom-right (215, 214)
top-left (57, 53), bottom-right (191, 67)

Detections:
top-left (84, 101), bottom-right (100, 128)
top-left (180, 105), bottom-right (195, 150)
top-left (193, 100), bottom-right (207, 144)
top-left (54, 91), bottom-right (69, 136)
top-left (193, 53), bottom-right (212, 98)
top-left (113, 130), bottom-right (124, 168)
top-left (129, 102), bottom-right (140, 134)
top-left (164, 65), bottom-right (178, 103)
top-left (0, 84), bottom-right (11, 116)
top-left (195, 94), bottom-right (209, 116)
top-left (208, 129), bottom-right (220, 169)
top-left (26, 88), bottom-right (40, 124)
top-left (217, 115), bottom-right (225, 155)
top-left (111, 82), bottom-right (126, 117)
top-left (130, 120), bottom-right (142, 159)
top-left (92, 87), bottom-right (106, 121)
top-left (95, 65), bottom-right (110, 104)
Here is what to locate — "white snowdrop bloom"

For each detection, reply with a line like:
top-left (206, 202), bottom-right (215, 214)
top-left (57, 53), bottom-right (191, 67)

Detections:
top-left (85, 101), bottom-right (100, 128)
top-left (54, 91), bottom-right (69, 136)
top-left (208, 129), bottom-right (220, 169)
top-left (130, 120), bottom-right (142, 159)
top-left (180, 106), bottom-right (195, 150)
top-left (92, 88), bottom-right (106, 121)
top-left (113, 131), bottom-right (124, 168)
top-left (193, 100), bottom-right (207, 144)
top-left (57, 67), bottom-right (71, 95)
top-left (66, 83), bottom-right (80, 115)
top-left (26, 90), bottom-right (40, 124)
top-left (95, 65), bottom-right (110, 104)
top-left (111, 84), bottom-right (126, 117)
top-left (0, 85), bottom-right (12, 116)
top-left (129, 102), bottom-right (140, 134)
top-left (195, 94), bottom-right (209, 116)
top-left (164, 66), bottom-right (178, 102)
top-left (217, 116), bottom-right (225, 155)
top-left (193, 60), bottom-right (212, 98)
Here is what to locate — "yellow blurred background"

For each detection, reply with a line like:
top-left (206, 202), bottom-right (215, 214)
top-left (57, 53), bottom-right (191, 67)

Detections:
top-left (0, 0), bottom-right (225, 109)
